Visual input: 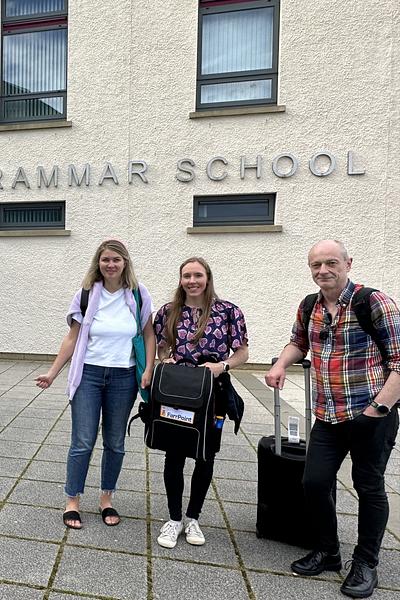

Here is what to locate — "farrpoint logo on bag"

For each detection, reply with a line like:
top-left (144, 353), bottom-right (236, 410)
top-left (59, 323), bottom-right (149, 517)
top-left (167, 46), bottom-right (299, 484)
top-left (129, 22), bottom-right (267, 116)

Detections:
top-left (160, 405), bottom-right (195, 425)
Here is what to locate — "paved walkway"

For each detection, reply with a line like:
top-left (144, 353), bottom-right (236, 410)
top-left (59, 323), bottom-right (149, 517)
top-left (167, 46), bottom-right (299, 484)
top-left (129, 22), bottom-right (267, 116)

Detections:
top-left (0, 359), bottom-right (398, 600)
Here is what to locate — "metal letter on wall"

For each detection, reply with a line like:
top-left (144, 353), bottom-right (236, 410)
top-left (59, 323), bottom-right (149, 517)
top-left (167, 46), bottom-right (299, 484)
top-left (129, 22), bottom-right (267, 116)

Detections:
top-left (37, 166), bottom-right (59, 188)
top-left (128, 161), bottom-right (148, 184)
top-left (68, 164), bottom-right (91, 186)
top-left (11, 167), bottom-right (31, 189)
top-left (0, 170), bottom-right (3, 190)
top-left (206, 156), bottom-right (228, 181)
top-left (176, 159), bottom-right (195, 182)
top-left (240, 155), bottom-right (262, 179)
top-left (98, 162), bottom-right (119, 185)
top-left (309, 152), bottom-right (336, 177)
top-left (272, 153), bottom-right (299, 178)
top-left (347, 151), bottom-right (366, 175)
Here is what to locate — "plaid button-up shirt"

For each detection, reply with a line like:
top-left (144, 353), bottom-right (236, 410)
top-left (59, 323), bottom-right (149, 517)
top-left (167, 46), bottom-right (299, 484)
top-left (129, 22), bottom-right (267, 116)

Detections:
top-left (290, 280), bottom-right (400, 423)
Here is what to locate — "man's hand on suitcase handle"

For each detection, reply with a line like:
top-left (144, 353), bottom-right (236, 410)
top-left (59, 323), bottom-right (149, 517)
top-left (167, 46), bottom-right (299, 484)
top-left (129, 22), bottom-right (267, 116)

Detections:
top-left (265, 364), bottom-right (286, 390)
top-left (265, 346), bottom-right (306, 390)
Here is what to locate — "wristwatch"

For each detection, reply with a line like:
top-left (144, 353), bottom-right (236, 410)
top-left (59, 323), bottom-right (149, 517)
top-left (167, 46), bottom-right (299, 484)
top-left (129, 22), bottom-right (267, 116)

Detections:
top-left (369, 401), bottom-right (390, 415)
top-left (222, 362), bottom-right (230, 373)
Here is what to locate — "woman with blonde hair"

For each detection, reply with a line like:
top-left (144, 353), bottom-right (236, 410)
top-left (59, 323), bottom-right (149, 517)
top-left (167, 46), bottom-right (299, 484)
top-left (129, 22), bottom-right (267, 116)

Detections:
top-left (36, 239), bottom-right (155, 529)
top-left (154, 257), bottom-right (248, 548)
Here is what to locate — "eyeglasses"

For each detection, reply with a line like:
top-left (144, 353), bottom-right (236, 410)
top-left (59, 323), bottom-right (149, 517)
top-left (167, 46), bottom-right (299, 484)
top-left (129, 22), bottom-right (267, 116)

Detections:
top-left (319, 312), bottom-right (332, 341)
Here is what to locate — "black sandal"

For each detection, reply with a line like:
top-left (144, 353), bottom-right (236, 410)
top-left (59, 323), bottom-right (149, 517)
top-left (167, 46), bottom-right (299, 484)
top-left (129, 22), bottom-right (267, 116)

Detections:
top-left (63, 510), bottom-right (82, 529)
top-left (99, 506), bottom-right (121, 526)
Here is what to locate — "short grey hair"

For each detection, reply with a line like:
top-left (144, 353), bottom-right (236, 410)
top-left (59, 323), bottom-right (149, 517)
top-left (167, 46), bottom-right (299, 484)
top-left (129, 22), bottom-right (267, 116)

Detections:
top-left (308, 239), bottom-right (350, 262)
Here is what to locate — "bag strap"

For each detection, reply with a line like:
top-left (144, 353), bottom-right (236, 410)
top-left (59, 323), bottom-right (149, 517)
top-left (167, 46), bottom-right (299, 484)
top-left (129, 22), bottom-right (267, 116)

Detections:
top-left (133, 287), bottom-right (143, 334)
top-left (80, 288), bottom-right (90, 318)
top-left (352, 287), bottom-right (387, 360)
top-left (301, 293), bottom-right (318, 333)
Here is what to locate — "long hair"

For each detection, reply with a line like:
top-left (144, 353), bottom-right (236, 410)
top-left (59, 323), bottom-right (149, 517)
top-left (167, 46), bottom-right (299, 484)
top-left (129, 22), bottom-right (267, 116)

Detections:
top-left (81, 239), bottom-right (138, 290)
top-left (165, 257), bottom-right (218, 351)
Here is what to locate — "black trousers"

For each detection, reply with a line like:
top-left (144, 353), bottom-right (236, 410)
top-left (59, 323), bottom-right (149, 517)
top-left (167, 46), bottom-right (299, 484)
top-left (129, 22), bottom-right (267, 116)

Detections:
top-left (303, 409), bottom-right (399, 566)
top-left (163, 450), bottom-right (215, 521)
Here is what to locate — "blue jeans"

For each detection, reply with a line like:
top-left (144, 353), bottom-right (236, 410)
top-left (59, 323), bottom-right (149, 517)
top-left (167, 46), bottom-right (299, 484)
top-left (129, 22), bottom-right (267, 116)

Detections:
top-left (65, 364), bottom-right (138, 497)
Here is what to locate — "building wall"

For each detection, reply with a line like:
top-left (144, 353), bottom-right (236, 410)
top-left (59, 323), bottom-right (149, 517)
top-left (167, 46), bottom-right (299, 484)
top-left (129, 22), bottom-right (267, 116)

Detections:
top-left (0, 1), bottom-right (398, 362)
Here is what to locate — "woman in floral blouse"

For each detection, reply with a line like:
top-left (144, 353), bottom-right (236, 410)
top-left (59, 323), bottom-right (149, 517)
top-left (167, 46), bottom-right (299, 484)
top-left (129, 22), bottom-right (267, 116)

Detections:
top-left (153, 256), bottom-right (248, 549)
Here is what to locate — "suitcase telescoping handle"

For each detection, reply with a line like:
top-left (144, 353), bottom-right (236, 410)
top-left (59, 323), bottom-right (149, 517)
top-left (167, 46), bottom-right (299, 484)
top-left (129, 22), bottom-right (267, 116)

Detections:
top-left (271, 357), bottom-right (311, 457)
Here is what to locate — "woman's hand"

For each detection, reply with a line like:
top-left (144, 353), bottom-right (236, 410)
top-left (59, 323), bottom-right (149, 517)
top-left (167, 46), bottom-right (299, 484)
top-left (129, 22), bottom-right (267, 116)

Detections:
top-left (161, 357), bottom-right (176, 364)
top-left (140, 368), bottom-right (153, 390)
top-left (201, 361), bottom-right (224, 378)
top-left (35, 373), bottom-right (55, 389)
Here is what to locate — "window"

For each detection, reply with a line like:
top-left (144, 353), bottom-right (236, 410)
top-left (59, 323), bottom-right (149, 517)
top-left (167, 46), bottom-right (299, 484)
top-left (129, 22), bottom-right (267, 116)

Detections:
top-left (193, 193), bottom-right (276, 226)
top-left (0, 201), bottom-right (65, 229)
top-left (1, 0), bottom-right (68, 123)
top-left (197, 0), bottom-right (279, 110)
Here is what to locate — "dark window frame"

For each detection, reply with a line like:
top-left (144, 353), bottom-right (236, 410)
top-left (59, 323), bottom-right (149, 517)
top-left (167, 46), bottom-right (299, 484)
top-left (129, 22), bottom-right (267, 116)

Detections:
top-left (196, 0), bottom-right (280, 110)
top-left (0, 1), bottom-right (68, 124)
top-left (0, 201), bottom-right (65, 230)
top-left (193, 193), bottom-right (276, 226)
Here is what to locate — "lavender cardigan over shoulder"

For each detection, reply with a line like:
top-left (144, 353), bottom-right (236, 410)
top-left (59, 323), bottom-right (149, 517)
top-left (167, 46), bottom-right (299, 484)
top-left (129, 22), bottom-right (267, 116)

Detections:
top-left (66, 281), bottom-right (153, 400)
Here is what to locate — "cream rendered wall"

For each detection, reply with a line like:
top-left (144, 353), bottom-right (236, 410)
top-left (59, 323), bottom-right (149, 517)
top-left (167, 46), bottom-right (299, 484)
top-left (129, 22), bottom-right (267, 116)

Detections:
top-left (0, 1), bottom-right (398, 363)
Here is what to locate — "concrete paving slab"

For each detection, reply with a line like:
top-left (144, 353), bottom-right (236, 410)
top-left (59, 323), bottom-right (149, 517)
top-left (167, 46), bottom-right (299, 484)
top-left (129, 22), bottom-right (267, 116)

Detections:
top-left (0, 537), bottom-right (58, 586)
top-left (0, 504), bottom-right (65, 541)
top-left (0, 440), bottom-right (40, 460)
top-left (248, 571), bottom-right (349, 600)
top-left (222, 500), bottom-right (257, 532)
top-left (0, 584), bottom-right (44, 600)
top-left (213, 459), bottom-right (257, 481)
top-left (66, 512), bottom-right (147, 554)
top-left (216, 444), bottom-right (257, 462)
top-left (337, 514), bottom-right (400, 550)
top-left (8, 479), bottom-right (65, 507)
top-left (385, 474), bottom-right (399, 493)
top-left (336, 489), bottom-right (358, 515)
top-left (34, 446), bottom-right (68, 463)
top-left (0, 457), bottom-right (30, 478)
top-left (0, 428), bottom-right (50, 444)
top-left (152, 558), bottom-right (249, 600)
top-left (53, 546), bottom-right (147, 599)
top-left (9, 417), bottom-right (56, 431)
top-left (0, 476), bottom-right (16, 501)
top-left (213, 478), bottom-right (257, 504)
top-left (43, 432), bottom-right (72, 446)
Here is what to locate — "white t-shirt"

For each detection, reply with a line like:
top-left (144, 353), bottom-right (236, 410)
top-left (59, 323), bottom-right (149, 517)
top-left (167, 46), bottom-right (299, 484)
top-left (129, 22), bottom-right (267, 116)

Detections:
top-left (73, 287), bottom-right (137, 368)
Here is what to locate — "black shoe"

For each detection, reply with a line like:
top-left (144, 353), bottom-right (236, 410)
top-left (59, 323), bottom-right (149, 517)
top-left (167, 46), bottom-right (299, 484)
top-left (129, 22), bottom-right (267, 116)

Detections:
top-left (340, 560), bottom-right (378, 598)
top-left (291, 549), bottom-right (342, 576)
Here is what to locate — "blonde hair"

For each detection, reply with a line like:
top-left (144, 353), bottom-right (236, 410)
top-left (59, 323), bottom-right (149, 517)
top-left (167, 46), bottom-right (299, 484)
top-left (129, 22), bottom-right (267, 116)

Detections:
top-left (82, 239), bottom-right (138, 290)
top-left (165, 257), bottom-right (218, 351)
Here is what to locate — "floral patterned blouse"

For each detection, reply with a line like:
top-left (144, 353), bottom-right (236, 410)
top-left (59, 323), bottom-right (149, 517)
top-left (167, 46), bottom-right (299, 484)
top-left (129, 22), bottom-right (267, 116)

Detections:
top-left (154, 300), bottom-right (248, 363)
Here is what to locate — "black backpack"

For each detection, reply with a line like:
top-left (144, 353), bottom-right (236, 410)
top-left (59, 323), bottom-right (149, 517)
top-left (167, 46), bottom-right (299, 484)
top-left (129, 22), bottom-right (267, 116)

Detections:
top-left (143, 361), bottom-right (215, 460)
top-left (301, 287), bottom-right (387, 360)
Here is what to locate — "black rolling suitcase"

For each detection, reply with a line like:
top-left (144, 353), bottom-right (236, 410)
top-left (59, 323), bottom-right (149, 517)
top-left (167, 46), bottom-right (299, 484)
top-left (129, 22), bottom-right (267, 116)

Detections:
top-left (256, 359), bottom-right (316, 548)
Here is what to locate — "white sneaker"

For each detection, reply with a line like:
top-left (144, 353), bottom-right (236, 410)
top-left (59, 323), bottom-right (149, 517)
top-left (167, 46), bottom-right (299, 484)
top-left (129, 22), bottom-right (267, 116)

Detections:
top-left (157, 520), bottom-right (183, 548)
top-left (185, 519), bottom-right (205, 545)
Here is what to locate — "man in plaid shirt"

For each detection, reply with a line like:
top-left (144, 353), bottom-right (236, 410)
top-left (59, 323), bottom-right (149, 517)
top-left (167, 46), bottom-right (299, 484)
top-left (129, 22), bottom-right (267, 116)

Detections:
top-left (266, 240), bottom-right (400, 599)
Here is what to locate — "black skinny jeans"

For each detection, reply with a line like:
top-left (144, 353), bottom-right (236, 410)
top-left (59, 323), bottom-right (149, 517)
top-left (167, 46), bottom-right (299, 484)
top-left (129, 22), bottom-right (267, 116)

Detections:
top-left (303, 409), bottom-right (399, 566)
top-left (163, 450), bottom-right (215, 521)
